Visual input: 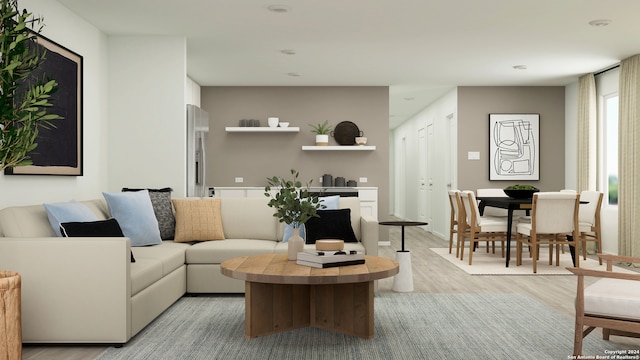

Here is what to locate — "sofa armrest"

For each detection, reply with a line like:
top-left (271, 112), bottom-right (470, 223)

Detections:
top-left (0, 237), bottom-right (132, 343)
top-left (360, 215), bottom-right (379, 256)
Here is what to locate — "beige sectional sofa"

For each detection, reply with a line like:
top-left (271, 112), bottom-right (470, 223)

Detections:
top-left (0, 196), bottom-right (377, 344)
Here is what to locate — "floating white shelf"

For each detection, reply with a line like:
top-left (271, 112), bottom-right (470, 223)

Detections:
top-left (225, 127), bottom-right (300, 133)
top-left (302, 145), bottom-right (376, 151)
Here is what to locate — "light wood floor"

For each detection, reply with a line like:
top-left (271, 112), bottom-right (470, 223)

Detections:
top-left (22, 225), bottom-right (640, 359)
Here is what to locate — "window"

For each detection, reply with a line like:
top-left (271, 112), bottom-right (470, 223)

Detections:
top-left (603, 94), bottom-right (618, 205)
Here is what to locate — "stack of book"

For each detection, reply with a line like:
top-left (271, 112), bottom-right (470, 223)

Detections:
top-left (296, 250), bottom-right (365, 268)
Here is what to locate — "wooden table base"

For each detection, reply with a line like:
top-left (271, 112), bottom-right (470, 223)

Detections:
top-left (245, 280), bottom-right (375, 339)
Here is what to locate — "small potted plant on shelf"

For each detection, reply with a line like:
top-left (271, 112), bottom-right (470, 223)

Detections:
top-left (264, 169), bottom-right (326, 260)
top-left (309, 120), bottom-right (332, 146)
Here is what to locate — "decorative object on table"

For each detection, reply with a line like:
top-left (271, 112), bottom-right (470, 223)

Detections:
top-left (347, 180), bottom-right (357, 187)
top-left (309, 120), bottom-right (332, 145)
top-left (296, 250), bottom-right (365, 268)
top-left (355, 136), bottom-right (367, 145)
top-left (503, 184), bottom-right (539, 199)
top-left (334, 177), bottom-right (346, 187)
top-left (332, 121), bottom-right (363, 145)
top-left (322, 174), bottom-right (333, 187)
top-left (1, 0), bottom-right (73, 175)
top-left (489, 114), bottom-right (539, 181)
top-left (268, 117), bottom-right (279, 127)
top-left (264, 169), bottom-right (326, 260)
top-left (315, 239), bottom-right (344, 251)
top-left (278, 122), bottom-right (289, 128)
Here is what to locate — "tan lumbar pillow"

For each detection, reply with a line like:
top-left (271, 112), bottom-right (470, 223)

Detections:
top-left (172, 198), bottom-right (225, 242)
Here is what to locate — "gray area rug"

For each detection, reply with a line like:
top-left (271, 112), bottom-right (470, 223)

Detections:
top-left (96, 293), bottom-right (621, 360)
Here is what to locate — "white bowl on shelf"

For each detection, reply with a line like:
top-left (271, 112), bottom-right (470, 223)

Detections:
top-left (355, 136), bottom-right (367, 145)
top-left (279, 122), bottom-right (290, 128)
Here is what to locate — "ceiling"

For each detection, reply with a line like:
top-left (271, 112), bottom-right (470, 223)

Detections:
top-left (56, 0), bottom-right (640, 128)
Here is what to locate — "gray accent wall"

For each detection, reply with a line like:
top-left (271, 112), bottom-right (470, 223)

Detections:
top-left (200, 86), bottom-right (391, 224)
top-left (457, 86), bottom-right (566, 192)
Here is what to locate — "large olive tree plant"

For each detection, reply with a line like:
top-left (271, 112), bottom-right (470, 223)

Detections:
top-left (0, 0), bottom-right (61, 172)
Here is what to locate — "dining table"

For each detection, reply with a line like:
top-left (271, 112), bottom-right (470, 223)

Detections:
top-left (476, 196), bottom-right (577, 267)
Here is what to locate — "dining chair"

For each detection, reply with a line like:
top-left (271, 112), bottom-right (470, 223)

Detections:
top-left (567, 254), bottom-right (640, 356)
top-left (577, 190), bottom-right (603, 265)
top-left (515, 192), bottom-right (580, 273)
top-left (448, 190), bottom-right (462, 257)
top-left (459, 190), bottom-right (508, 265)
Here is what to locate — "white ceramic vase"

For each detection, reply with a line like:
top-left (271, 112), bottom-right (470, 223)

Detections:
top-left (288, 227), bottom-right (304, 260)
top-left (315, 134), bottom-right (329, 146)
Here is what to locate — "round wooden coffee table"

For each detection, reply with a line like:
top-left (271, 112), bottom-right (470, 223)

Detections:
top-left (221, 253), bottom-right (398, 339)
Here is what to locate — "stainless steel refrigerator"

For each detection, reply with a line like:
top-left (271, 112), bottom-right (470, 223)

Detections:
top-left (186, 104), bottom-right (209, 197)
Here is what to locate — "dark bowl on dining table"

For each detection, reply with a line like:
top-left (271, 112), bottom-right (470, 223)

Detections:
top-left (503, 189), bottom-right (539, 199)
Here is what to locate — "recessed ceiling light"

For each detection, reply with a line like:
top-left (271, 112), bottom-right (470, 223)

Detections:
top-left (513, 65), bottom-right (527, 70)
top-left (287, 72), bottom-right (301, 77)
top-left (267, 5), bottom-right (291, 13)
top-left (280, 49), bottom-right (296, 55)
top-left (589, 19), bottom-right (612, 27)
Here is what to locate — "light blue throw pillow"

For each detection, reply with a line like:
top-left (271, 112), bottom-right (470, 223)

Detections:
top-left (282, 195), bottom-right (340, 242)
top-left (103, 190), bottom-right (162, 246)
top-left (44, 201), bottom-right (98, 237)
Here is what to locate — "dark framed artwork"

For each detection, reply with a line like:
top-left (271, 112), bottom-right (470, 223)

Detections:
top-left (5, 33), bottom-right (83, 176)
top-left (489, 113), bottom-right (539, 181)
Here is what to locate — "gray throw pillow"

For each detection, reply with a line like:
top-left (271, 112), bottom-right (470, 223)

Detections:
top-left (122, 188), bottom-right (176, 240)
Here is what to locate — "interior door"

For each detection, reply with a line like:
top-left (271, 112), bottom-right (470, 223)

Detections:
top-left (426, 123), bottom-right (434, 229)
top-left (418, 125), bottom-right (433, 230)
top-left (418, 127), bottom-right (426, 223)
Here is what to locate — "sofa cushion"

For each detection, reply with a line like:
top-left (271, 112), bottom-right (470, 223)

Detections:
top-left (122, 188), bottom-right (176, 240)
top-left (221, 198), bottom-right (278, 240)
top-left (0, 200), bottom-right (109, 238)
top-left (133, 241), bottom-right (188, 275)
top-left (304, 209), bottom-right (358, 244)
top-left (44, 201), bottom-right (98, 237)
top-left (584, 277), bottom-right (640, 320)
top-left (103, 190), bottom-right (163, 247)
top-left (186, 239), bottom-right (279, 264)
top-left (59, 218), bottom-right (135, 262)
top-left (172, 198), bottom-right (225, 242)
top-left (130, 241), bottom-right (189, 296)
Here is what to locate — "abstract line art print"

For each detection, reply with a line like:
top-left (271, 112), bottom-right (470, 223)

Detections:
top-left (489, 114), bottom-right (539, 180)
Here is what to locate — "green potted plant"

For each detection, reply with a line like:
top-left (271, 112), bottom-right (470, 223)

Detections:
top-left (0, 0), bottom-right (62, 172)
top-left (264, 169), bottom-right (325, 260)
top-left (503, 184), bottom-right (540, 199)
top-left (309, 120), bottom-right (332, 146)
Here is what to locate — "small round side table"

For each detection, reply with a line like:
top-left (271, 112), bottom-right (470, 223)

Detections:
top-left (379, 221), bottom-right (428, 292)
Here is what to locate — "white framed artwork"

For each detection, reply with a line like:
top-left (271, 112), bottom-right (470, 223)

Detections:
top-left (489, 113), bottom-right (539, 181)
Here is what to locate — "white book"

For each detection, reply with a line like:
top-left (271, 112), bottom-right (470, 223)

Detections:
top-left (297, 250), bottom-right (364, 264)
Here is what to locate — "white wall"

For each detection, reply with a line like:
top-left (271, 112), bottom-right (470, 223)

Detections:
top-left (391, 89), bottom-right (457, 239)
top-left (0, 0), bottom-right (108, 208)
top-left (107, 36), bottom-right (188, 195)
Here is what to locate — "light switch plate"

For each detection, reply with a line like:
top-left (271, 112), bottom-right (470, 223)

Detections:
top-left (235, 177), bottom-right (243, 183)
top-left (468, 151), bottom-right (480, 160)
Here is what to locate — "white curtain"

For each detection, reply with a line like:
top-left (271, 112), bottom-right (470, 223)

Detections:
top-left (618, 54), bottom-right (640, 257)
top-left (577, 73), bottom-right (597, 192)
